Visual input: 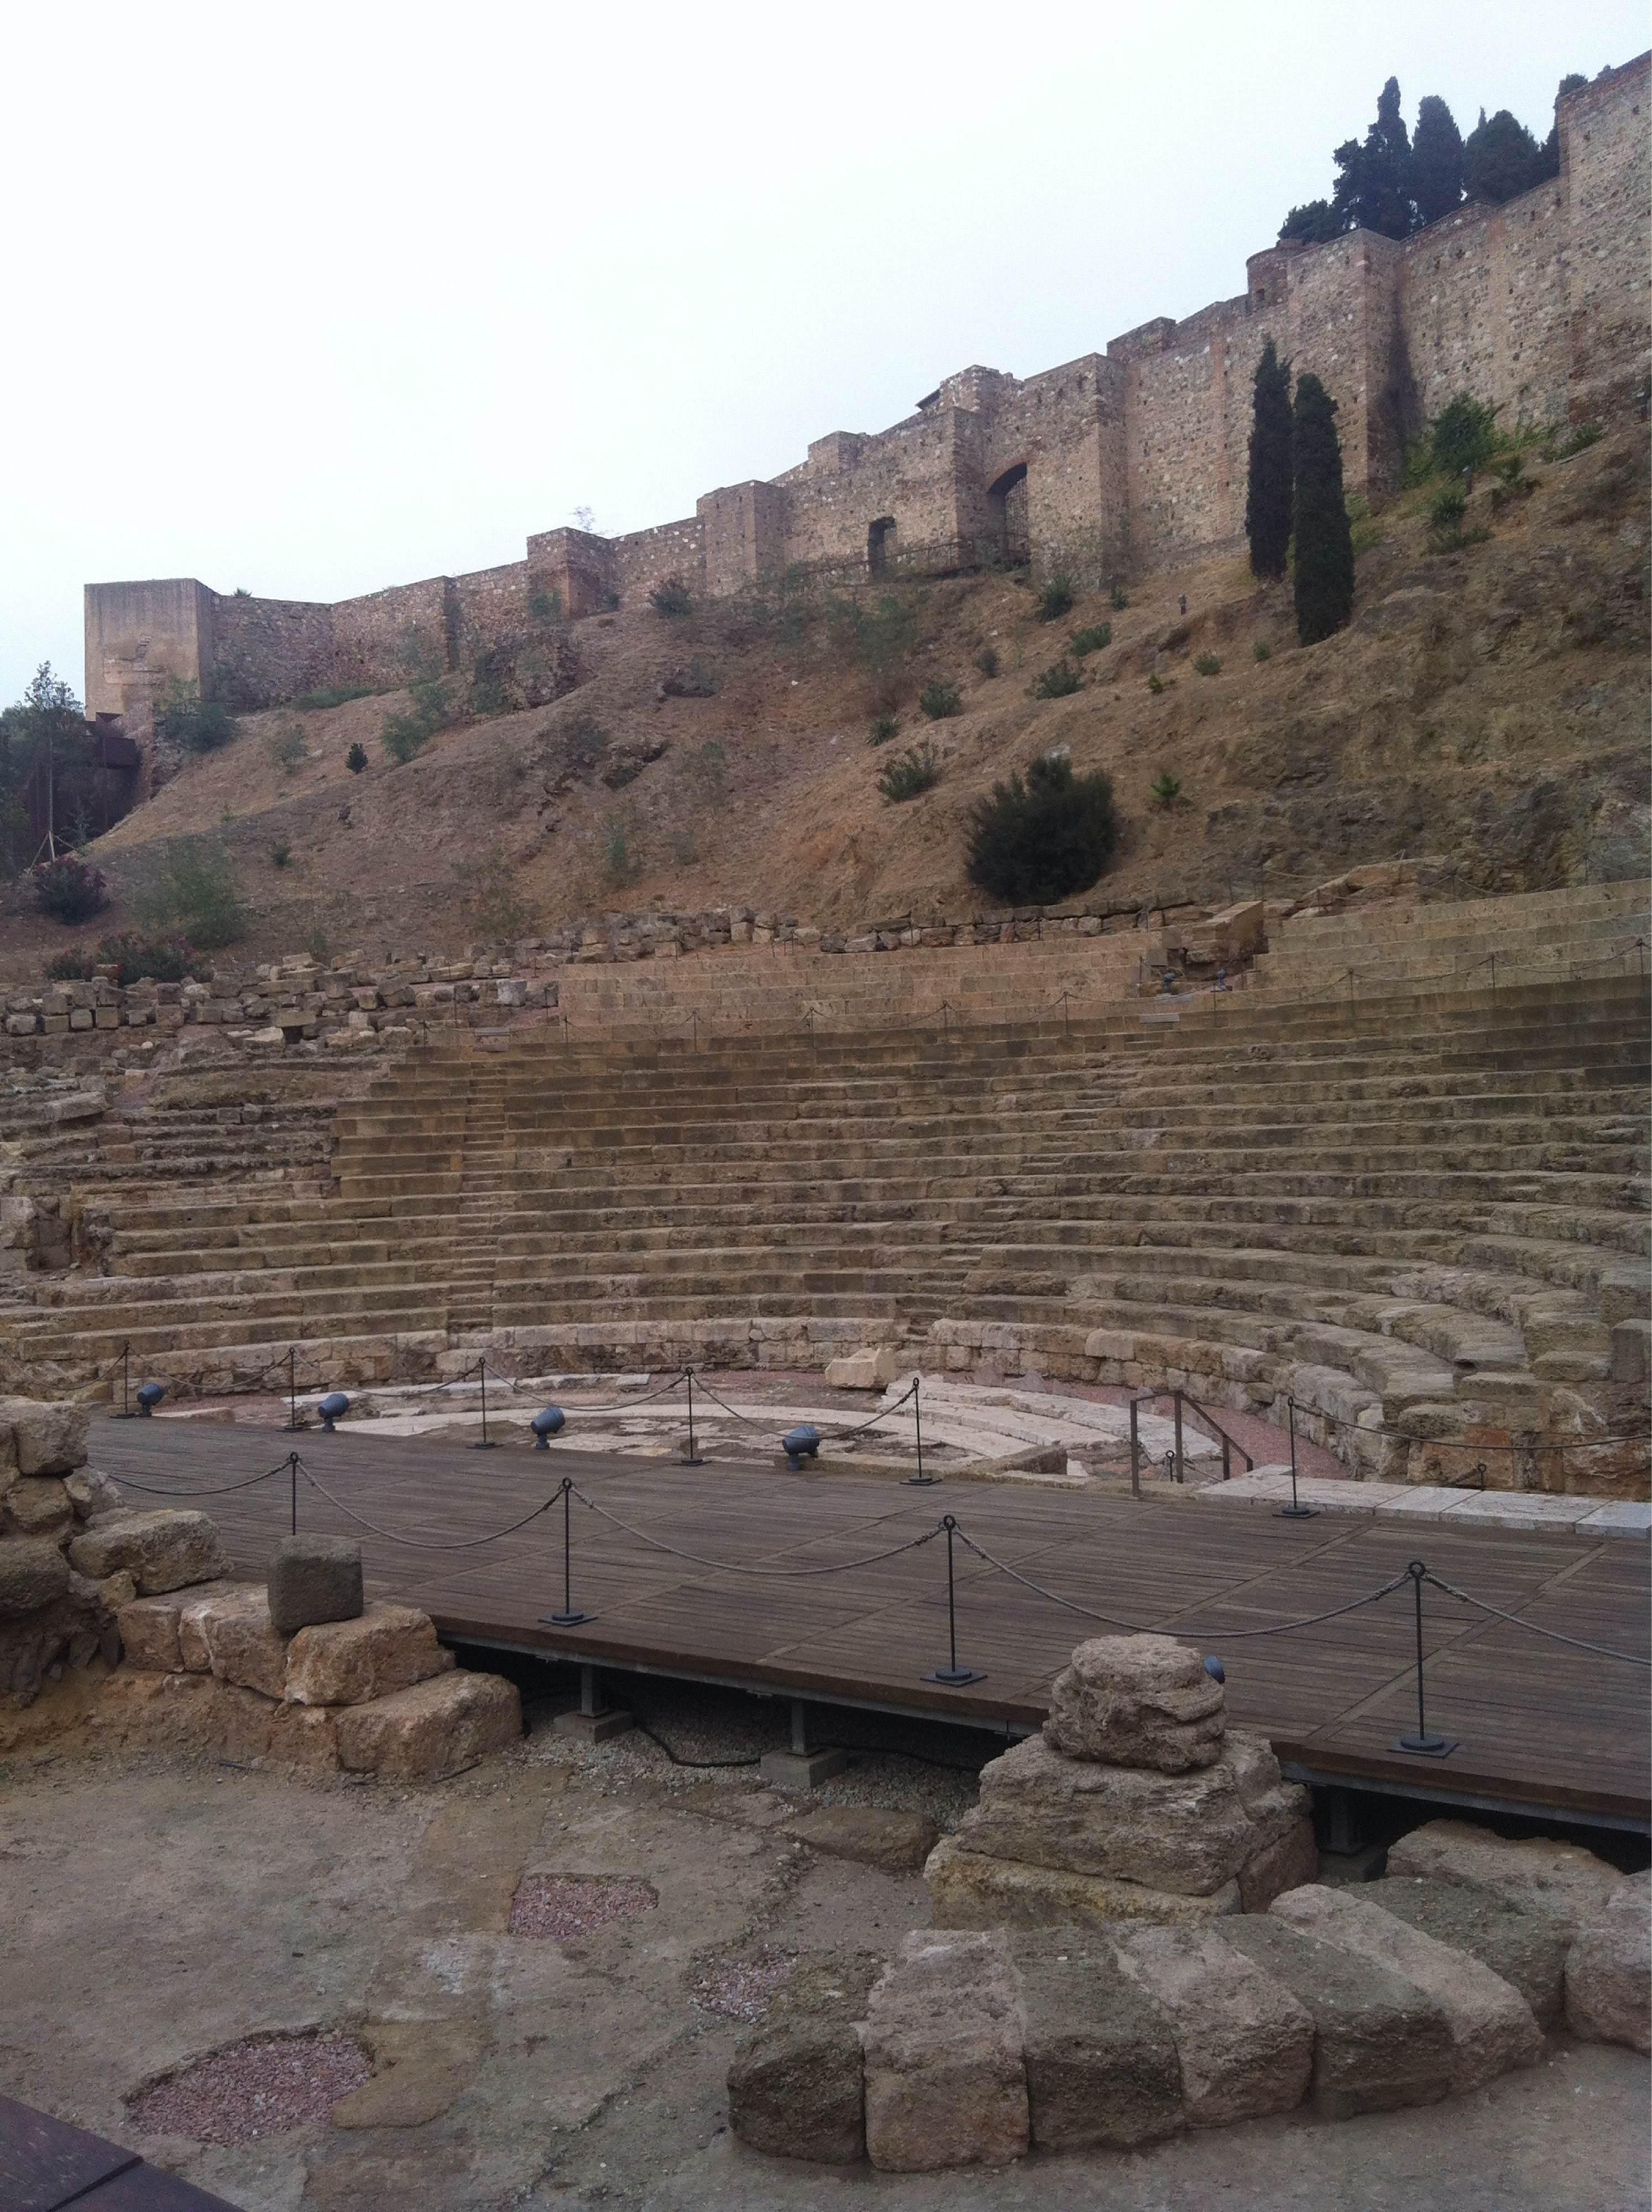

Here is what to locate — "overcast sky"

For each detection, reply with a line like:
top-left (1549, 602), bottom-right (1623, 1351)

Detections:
top-left (2, 0), bottom-right (1643, 709)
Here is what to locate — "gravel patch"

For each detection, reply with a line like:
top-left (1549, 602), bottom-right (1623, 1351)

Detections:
top-left (510, 1873), bottom-right (657, 1940)
top-left (130, 2030), bottom-right (369, 2147)
top-left (688, 1950), bottom-right (795, 2023)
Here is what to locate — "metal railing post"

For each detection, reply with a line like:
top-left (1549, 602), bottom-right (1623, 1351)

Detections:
top-left (1129, 1397), bottom-right (1142, 1497)
top-left (1393, 1561), bottom-right (1456, 1757)
top-left (1173, 1392), bottom-right (1185, 1485)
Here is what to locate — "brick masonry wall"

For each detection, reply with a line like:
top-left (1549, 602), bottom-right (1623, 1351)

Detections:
top-left (89, 54), bottom-right (1648, 709)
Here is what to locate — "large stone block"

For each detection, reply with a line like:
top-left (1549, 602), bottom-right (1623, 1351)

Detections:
top-left (0, 1536), bottom-right (71, 1621)
top-left (1111, 1923), bottom-right (1313, 2128)
top-left (1219, 1914), bottom-right (1454, 2118)
top-left (334, 1667), bottom-right (520, 1780)
top-left (1566, 1872), bottom-right (1650, 2053)
top-left (728, 1950), bottom-right (882, 2163)
top-left (117, 1594), bottom-right (185, 1672)
top-left (1010, 1931), bottom-right (1183, 2151)
top-left (0, 1398), bottom-right (90, 1477)
top-left (862, 1931), bottom-right (1028, 2172)
top-left (5, 1479), bottom-right (72, 1538)
top-left (284, 1603), bottom-right (452, 1707)
top-left (1271, 1885), bottom-right (1541, 2094)
top-left (926, 1833), bottom-right (1240, 1931)
top-left (1386, 1818), bottom-right (1622, 1934)
top-left (1043, 1634), bottom-right (1225, 1771)
top-left (200, 1591), bottom-right (291, 1699)
top-left (1236, 1818), bottom-right (1319, 1911)
top-left (785, 1806), bottom-right (938, 1872)
top-left (67, 1509), bottom-right (230, 1595)
top-left (1365, 1876), bottom-right (1570, 2023)
top-left (266, 1534), bottom-right (364, 1636)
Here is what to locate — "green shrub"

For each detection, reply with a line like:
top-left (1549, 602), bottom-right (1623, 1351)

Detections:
top-left (1109, 583), bottom-right (1129, 611)
top-left (382, 677), bottom-right (448, 764)
top-left (294, 685), bottom-right (374, 711)
top-left (1545, 421), bottom-right (1603, 461)
top-left (31, 854), bottom-right (108, 924)
top-left (1252, 640), bottom-right (1272, 661)
top-left (1069, 623), bottom-right (1112, 658)
top-left (1036, 573), bottom-right (1076, 623)
top-left (602, 815), bottom-right (637, 884)
top-left (470, 649), bottom-right (515, 716)
top-left (649, 574), bottom-right (693, 619)
top-left (270, 842), bottom-right (292, 868)
top-left (671, 828), bottom-right (698, 865)
top-left (1430, 487), bottom-right (1467, 530)
top-left (1193, 652), bottom-right (1222, 677)
top-left (1150, 770), bottom-right (1183, 806)
top-left (965, 755), bottom-right (1118, 904)
top-left (973, 645), bottom-right (999, 677)
top-left (87, 932), bottom-right (201, 985)
top-left (43, 948), bottom-right (95, 980)
top-left (662, 661), bottom-right (718, 697)
top-left (877, 741), bottom-right (942, 802)
top-left (1147, 672), bottom-right (1174, 695)
top-left (688, 739), bottom-right (726, 796)
top-left (1032, 659), bottom-right (1083, 699)
top-left (346, 742), bottom-right (368, 774)
top-left (265, 719), bottom-right (306, 774)
top-left (130, 838), bottom-right (248, 949)
top-left (867, 713), bottom-right (900, 747)
top-left (527, 586), bottom-right (562, 622)
top-left (918, 680), bottom-right (961, 721)
top-left (1430, 393), bottom-right (1501, 479)
top-left (155, 677), bottom-right (237, 754)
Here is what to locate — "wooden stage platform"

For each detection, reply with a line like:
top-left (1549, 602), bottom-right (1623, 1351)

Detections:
top-left (96, 1418), bottom-right (1651, 1829)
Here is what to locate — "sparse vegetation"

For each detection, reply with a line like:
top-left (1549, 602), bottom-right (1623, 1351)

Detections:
top-left (1292, 373), bottom-right (1355, 645)
top-left (1193, 653), bottom-right (1222, 677)
top-left (294, 685), bottom-right (375, 712)
top-left (1544, 421), bottom-right (1603, 461)
top-left (1345, 492), bottom-right (1381, 556)
top-left (671, 828), bottom-right (698, 865)
top-left (130, 838), bottom-right (249, 949)
top-left (270, 842), bottom-right (293, 869)
top-left (1252, 640), bottom-right (1272, 661)
top-left (1069, 624), bottom-right (1112, 658)
top-left (382, 677), bottom-right (449, 764)
top-left (687, 739), bottom-right (726, 797)
top-left (1147, 672), bottom-right (1175, 695)
top-left (78, 932), bottom-right (201, 985)
top-left (1430, 393), bottom-right (1502, 481)
top-left (1109, 583), bottom-right (1129, 611)
top-left (1036, 573), bottom-right (1076, 623)
top-left (918, 680), bottom-right (961, 721)
top-left (31, 854), bottom-right (108, 925)
top-left (603, 815), bottom-right (639, 884)
top-left (266, 719), bottom-right (306, 774)
top-left (467, 846), bottom-right (536, 940)
top-left (1429, 487), bottom-right (1467, 531)
top-left (155, 677), bottom-right (237, 754)
top-left (527, 587), bottom-right (562, 623)
top-left (1031, 660), bottom-right (1084, 700)
top-left (304, 926), bottom-right (332, 964)
top-left (1150, 770), bottom-right (1184, 807)
top-left (966, 754), bottom-right (1118, 904)
top-left (662, 661), bottom-right (718, 697)
top-left (867, 713), bottom-right (900, 747)
top-left (649, 574), bottom-right (693, 619)
top-left (471, 648), bottom-right (516, 716)
top-left (973, 645), bottom-right (999, 677)
top-left (877, 741), bottom-right (942, 802)
top-left (346, 743), bottom-right (368, 774)
top-left (566, 713), bottom-right (610, 773)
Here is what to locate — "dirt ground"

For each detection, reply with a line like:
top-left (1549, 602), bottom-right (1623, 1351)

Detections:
top-left (3, 1700), bottom-right (1647, 2212)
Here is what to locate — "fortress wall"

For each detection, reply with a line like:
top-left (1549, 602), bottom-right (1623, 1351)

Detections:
top-left (206, 592), bottom-right (338, 709)
top-left (527, 528), bottom-right (615, 621)
top-left (610, 515), bottom-right (705, 606)
top-left (449, 560), bottom-right (530, 659)
top-left (328, 576), bottom-right (452, 688)
top-left (781, 408), bottom-right (973, 576)
top-left (83, 580), bottom-right (212, 720)
top-left (1560, 55), bottom-right (1652, 417)
top-left (699, 481), bottom-right (789, 596)
top-left (1399, 186), bottom-right (1571, 432)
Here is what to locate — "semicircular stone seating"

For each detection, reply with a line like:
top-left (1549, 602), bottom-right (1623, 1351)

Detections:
top-left (3, 886), bottom-right (1648, 1499)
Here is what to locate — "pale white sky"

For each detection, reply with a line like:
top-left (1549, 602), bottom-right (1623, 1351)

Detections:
top-left (2, 0), bottom-right (1643, 708)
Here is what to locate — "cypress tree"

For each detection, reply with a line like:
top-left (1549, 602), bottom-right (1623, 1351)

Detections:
top-left (1463, 108), bottom-right (1543, 204)
top-left (1245, 339), bottom-right (1294, 581)
top-left (1412, 95), bottom-right (1465, 225)
top-left (1292, 375), bottom-right (1355, 646)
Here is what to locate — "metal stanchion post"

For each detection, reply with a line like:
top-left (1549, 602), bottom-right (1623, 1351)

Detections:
top-left (290, 1452), bottom-right (299, 1536)
top-left (473, 1360), bottom-right (497, 1449)
top-left (923, 1517), bottom-right (984, 1686)
top-left (1393, 1561), bottom-right (1456, 1757)
top-left (1173, 1392), bottom-right (1185, 1486)
top-left (681, 1369), bottom-right (704, 1467)
top-left (112, 1342), bottom-right (137, 1419)
top-left (283, 1345), bottom-right (302, 1434)
top-left (1278, 1397), bottom-right (1318, 1519)
top-left (906, 1376), bottom-right (938, 1486)
top-left (1130, 1397), bottom-right (1141, 1498)
top-left (540, 1479), bottom-right (593, 1626)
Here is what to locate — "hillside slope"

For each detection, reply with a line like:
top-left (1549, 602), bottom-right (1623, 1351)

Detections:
top-left (13, 430), bottom-right (1648, 978)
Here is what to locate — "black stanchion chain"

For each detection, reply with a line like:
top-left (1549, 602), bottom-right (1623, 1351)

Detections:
top-left (567, 1483), bottom-right (944, 1577)
top-left (692, 1375), bottom-right (918, 1440)
top-left (109, 1456), bottom-right (301, 1499)
top-left (292, 1457), bottom-right (561, 1550)
top-left (1422, 1569), bottom-right (1651, 1668)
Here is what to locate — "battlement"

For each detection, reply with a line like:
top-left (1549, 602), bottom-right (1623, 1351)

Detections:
top-left (86, 55), bottom-right (1649, 719)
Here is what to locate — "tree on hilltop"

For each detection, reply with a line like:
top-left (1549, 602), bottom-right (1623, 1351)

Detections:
top-left (1411, 95), bottom-right (1466, 225)
top-left (1463, 108), bottom-right (1544, 204)
top-left (1330, 77), bottom-right (1416, 239)
top-left (1245, 339), bottom-right (1294, 581)
top-left (1291, 375), bottom-right (1355, 647)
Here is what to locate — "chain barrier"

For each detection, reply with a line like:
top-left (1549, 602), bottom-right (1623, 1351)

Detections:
top-left (1422, 1568), bottom-right (1651, 1668)
top-left (102, 1453), bottom-right (304, 1500)
top-left (692, 1373), bottom-right (919, 1441)
top-left (565, 1482), bottom-right (945, 1578)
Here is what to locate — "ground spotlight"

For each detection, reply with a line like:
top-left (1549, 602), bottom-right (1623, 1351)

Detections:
top-left (135, 1383), bottom-right (166, 1417)
top-left (531, 1406), bottom-right (566, 1450)
top-left (782, 1424), bottom-right (821, 1472)
top-left (318, 1391), bottom-right (351, 1433)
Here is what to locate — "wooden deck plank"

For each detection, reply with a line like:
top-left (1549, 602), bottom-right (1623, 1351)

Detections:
top-left (95, 1418), bottom-right (1651, 1823)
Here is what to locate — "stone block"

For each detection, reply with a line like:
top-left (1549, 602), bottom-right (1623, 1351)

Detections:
top-left (117, 1594), bottom-right (185, 1672)
top-left (1010, 1931), bottom-right (1182, 2151)
top-left (1566, 1872), bottom-right (1650, 2053)
top-left (334, 1667), bottom-right (521, 1779)
top-left (1111, 1923), bottom-right (1313, 2127)
top-left (862, 1931), bottom-right (1028, 2172)
top-left (1386, 1817), bottom-right (1621, 1934)
top-left (728, 1949), bottom-right (882, 2163)
top-left (266, 1533), bottom-right (364, 1636)
top-left (201, 1592), bottom-right (291, 1699)
top-left (1219, 1914), bottom-right (1454, 2118)
top-left (785, 1806), bottom-right (938, 1872)
top-left (824, 1349), bottom-right (882, 1390)
top-left (174, 1581), bottom-right (252, 1671)
top-left (926, 1834), bottom-right (1240, 1931)
top-left (1271, 1885), bottom-right (1540, 2094)
top-left (0, 1537), bottom-right (71, 1621)
top-left (0, 1397), bottom-right (90, 1477)
top-left (1043, 1634), bottom-right (1225, 1771)
top-left (67, 1509), bottom-right (231, 1595)
top-left (1236, 1817), bottom-right (1320, 1911)
top-left (5, 1479), bottom-right (72, 1538)
top-left (1365, 1876), bottom-right (1570, 2023)
top-left (64, 1469), bottom-right (124, 1521)
top-left (285, 1602), bottom-right (452, 1706)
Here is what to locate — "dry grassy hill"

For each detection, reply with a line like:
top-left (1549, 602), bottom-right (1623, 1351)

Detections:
top-left (11, 429), bottom-right (1647, 979)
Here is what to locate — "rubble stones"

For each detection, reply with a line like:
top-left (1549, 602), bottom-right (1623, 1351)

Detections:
top-left (1566, 1872), bottom-right (1651, 2053)
top-left (201, 1592), bottom-right (291, 1699)
top-left (1043, 1635), bottom-right (1226, 1771)
top-left (1271, 1885), bottom-right (1541, 2094)
top-left (785, 1806), bottom-right (938, 1872)
top-left (0, 1398), bottom-right (90, 1478)
top-left (1386, 1817), bottom-right (1622, 1934)
top-left (284, 1603), bottom-right (452, 1707)
top-left (334, 1668), bottom-right (521, 1780)
top-left (64, 1469), bottom-right (125, 1520)
top-left (1011, 1931), bottom-right (1183, 2151)
top-left (67, 1509), bottom-right (231, 1595)
top-left (924, 1837), bottom-right (1242, 1928)
top-left (861, 1931), bottom-right (1029, 2172)
top-left (1365, 1876), bottom-right (1570, 2023)
top-left (4, 1479), bottom-right (72, 1538)
top-left (1111, 1924), bottom-right (1314, 2127)
top-left (726, 1950), bottom-right (883, 2164)
top-left (0, 1538), bottom-right (72, 1621)
top-left (266, 1534), bottom-right (364, 1636)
